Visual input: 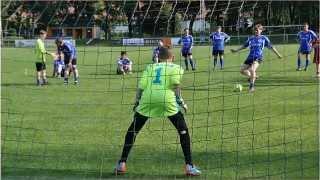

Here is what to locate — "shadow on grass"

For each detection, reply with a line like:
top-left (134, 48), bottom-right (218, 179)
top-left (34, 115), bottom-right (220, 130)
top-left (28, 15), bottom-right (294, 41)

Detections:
top-left (2, 150), bottom-right (318, 179)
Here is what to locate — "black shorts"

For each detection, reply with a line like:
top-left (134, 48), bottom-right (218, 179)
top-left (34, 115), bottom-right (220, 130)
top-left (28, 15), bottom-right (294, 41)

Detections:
top-left (244, 58), bottom-right (262, 65)
top-left (299, 50), bottom-right (311, 55)
top-left (212, 50), bottom-right (224, 56)
top-left (64, 58), bottom-right (77, 66)
top-left (35, 62), bottom-right (46, 71)
top-left (181, 49), bottom-right (192, 58)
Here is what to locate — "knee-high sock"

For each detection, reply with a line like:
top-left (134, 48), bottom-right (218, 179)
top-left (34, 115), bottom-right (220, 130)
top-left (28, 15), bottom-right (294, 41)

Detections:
top-left (219, 57), bottom-right (224, 69)
top-left (168, 112), bottom-right (192, 165)
top-left (297, 56), bottom-right (301, 68)
top-left (213, 57), bottom-right (217, 68)
top-left (189, 58), bottom-right (195, 70)
top-left (120, 113), bottom-right (148, 162)
top-left (184, 58), bottom-right (189, 70)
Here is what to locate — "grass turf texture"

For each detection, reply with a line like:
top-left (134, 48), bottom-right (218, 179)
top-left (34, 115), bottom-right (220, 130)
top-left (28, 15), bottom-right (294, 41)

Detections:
top-left (2, 44), bottom-right (319, 179)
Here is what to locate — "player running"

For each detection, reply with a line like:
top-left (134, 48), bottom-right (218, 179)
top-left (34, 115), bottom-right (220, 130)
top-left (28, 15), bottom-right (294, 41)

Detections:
top-left (296, 23), bottom-right (317, 71)
top-left (114, 47), bottom-right (201, 176)
top-left (178, 28), bottom-right (196, 71)
top-left (312, 27), bottom-right (320, 77)
top-left (209, 26), bottom-right (230, 70)
top-left (34, 30), bottom-right (53, 86)
top-left (231, 24), bottom-right (282, 92)
top-left (55, 37), bottom-right (79, 85)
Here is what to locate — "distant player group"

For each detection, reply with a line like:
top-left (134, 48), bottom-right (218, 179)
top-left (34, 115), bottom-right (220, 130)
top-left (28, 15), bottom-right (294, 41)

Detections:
top-left (34, 30), bottom-right (79, 86)
top-left (171, 23), bottom-right (318, 92)
top-left (33, 23), bottom-right (319, 177)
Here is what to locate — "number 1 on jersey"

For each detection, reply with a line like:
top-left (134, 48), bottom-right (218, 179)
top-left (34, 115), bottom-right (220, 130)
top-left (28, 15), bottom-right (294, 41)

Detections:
top-left (152, 67), bottom-right (162, 84)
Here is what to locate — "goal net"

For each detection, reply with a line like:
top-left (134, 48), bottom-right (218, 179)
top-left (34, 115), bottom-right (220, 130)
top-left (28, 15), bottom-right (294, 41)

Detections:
top-left (2, 0), bottom-right (319, 179)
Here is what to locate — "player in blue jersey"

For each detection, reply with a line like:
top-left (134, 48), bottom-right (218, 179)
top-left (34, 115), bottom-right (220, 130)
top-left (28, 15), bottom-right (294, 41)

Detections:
top-left (55, 37), bottom-right (79, 85)
top-left (209, 26), bottom-right (230, 69)
top-left (152, 39), bottom-right (163, 63)
top-left (52, 53), bottom-right (65, 78)
top-left (231, 24), bottom-right (282, 92)
top-left (296, 23), bottom-right (317, 71)
top-left (117, 51), bottom-right (132, 75)
top-left (178, 28), bottom-right (195, 71)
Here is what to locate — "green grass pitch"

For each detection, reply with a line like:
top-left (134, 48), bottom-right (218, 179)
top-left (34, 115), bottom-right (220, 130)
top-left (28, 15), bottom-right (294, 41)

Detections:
top-left (1, 44), bottom-right (319, 179)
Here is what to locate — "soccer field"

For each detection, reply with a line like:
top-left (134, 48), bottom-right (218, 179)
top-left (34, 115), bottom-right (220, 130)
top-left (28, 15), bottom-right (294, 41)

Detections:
top-left (2, 44), bottom-right (319, 179)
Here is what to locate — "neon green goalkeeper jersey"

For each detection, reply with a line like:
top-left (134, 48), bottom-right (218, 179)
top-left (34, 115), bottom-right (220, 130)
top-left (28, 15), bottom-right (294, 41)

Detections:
top-left (137, 62), bottom-right (184, 118)
top-left (35, 38), bottom-right (47, 62)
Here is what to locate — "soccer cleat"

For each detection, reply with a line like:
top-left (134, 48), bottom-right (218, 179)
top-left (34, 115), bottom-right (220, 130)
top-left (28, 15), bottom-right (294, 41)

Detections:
top-left (64, 80), bottom-right (68, 85)
top-left (114, 162), bottom-right (127, 175)
top-left (296, 67), bottom-right (302, 71)
top-left (185, 164), bottom-right (201, 176)
top-left (304, 68), bottom-right (307, 71)
top-left (74, 80), bottom-right (79, 85)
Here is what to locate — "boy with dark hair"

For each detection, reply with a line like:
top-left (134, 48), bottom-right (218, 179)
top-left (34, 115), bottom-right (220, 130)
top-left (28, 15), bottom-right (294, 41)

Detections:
top-left (117, 51), bottom-right (132, 74)
top-left (55, 37), bottom-right (79, 85)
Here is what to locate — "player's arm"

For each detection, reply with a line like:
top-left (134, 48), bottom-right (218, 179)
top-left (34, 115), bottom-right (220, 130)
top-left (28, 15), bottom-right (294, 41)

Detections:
top-left (224, 33), bottom-right (231, 43)
top-left (266, 37), bottom-right (282, 59)
top-left (174, 84), bottom-right (187, 113)
top-left (231, 37), bottom-right (249, 53)
top-left (133, 88), bottom-right (143, 112)
top-left (209, 34), bottom-right (213, 44)
top-left (231, 45), bottom-right (246, 53)
top-left (296, 32), bottom-right (301, 43)
top-left (270, 46), bottom-right (282, 59)
top-left (190, 36), bottom-right (194, 49)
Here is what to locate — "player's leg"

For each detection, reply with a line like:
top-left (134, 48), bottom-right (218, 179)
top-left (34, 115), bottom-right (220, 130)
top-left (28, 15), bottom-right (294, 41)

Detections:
top-left (316, 62), bottom-right (320, 77)
top-left (167, 112), bottom-right (201, 176)
top-left (52, 61), bottom-right (57, 77)
top-left (188, 53), bottom-right (195, 71)
top-left (57, 64), bottom-right (62, 78)
top-left (71, 59), bottom-right (79, 84)
top-left (248, 61), bottom-right (259, 92)
top-left (35, 62), bottom-right (42, 85)
top-left (212, 51), bottom-right (218, 69)
top-left (64, 60), bottom-right (70, 84)
top-left (297, 52), bottom-right (302, 71)
top-left (182, 50), bottom-right (189, 70)
top-left (127, 64), bottom-right (132, 74)
top-left (115, 112), bottom-right (149, 174)
top-left (304, 53), bottom-right (310, 71)
top-left (240, 64), bottom-right (251, 77)
top-left (41, 63), bottom-right (48, 85)
top-left (219, 52), bottom-right (224, 69)
top-left (120, 64), bottom-right (125, 74)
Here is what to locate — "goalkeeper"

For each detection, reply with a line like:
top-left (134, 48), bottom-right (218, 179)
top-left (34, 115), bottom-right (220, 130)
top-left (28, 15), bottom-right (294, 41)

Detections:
top-left (115, 47), bottom-right (201, 176)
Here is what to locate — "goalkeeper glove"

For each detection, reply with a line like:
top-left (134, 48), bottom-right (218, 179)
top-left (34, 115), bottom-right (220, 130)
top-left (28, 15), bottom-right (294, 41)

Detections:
top-left (176, 96), bottom-right (188, 113)
top-left (133, 101), bottom-right (139, 112)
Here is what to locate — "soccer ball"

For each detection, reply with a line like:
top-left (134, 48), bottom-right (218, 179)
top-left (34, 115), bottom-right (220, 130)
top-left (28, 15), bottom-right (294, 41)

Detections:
top-left (234, 84), bottom-right (243, 92)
